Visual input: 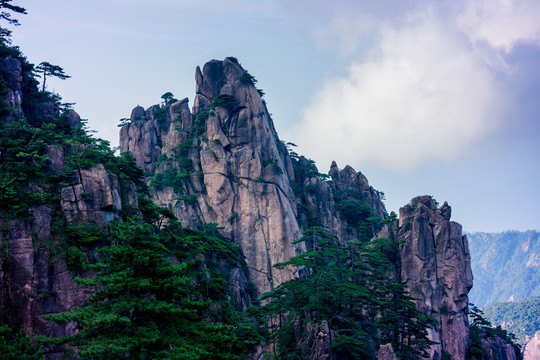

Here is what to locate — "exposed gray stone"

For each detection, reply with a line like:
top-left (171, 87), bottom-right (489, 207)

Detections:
top-left (395, 195), bottom-right (473, 360)
top-left (377, 344), bottom-right (398, 360)
top-left (524, 331), bottom-right (540, 360)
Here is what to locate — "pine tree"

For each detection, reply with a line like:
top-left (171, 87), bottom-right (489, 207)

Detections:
top-left (260, 226), bottom-right (437, 359)
top-left (43, 217), bottom-right (252, 359)
top-left (0, 325), bottom-right (43, 360)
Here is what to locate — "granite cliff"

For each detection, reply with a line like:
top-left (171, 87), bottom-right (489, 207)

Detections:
top-left (117, 58), bottom-right (511, 359)
top-left (524, 331), bottom-right (540, 360)
top-left (0, 54), bottom-right (521, 359)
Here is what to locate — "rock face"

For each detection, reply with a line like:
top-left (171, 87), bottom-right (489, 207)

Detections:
top-left (118, 58), bottom-right (487, 359)
top-left (0, 56), bottom-right (519, 359)
top-left (120, 59), bottom-right (390, 297)
top-left (121, 58), bottom-right (307, 296)
top-left (377, 344), bottom-right (398, 360)
top-left (0, 59), bottom-right (139, 346)
top-left (524, 331), bottom-right (540, 360)
top-left (0, 163), bottom-right (137, 339)
top-left (0, 58), bottom-right (23, 117)
top-left (389, 196), bottom-right (473, 360)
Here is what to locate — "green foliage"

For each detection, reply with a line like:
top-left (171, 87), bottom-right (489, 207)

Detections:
top-left (262, 159), bottom-right (283, 174)
top-left (481, 297), bottom-right (540, 346)
top-left (239, 71), bottom-right (257, 85)
top-left (177, 156), bottom-right (192, 170)
top-left (150, 168), bottom-right (189, 193)
top-left (0, 117), bottom-right (70, 218)
top-left (161, 92), bottom-right (177, 104)
top-left (335, 199), bottom-right (372, 229)
top-left (376, 283), bottom-right (436, 360)
top-left (468, 304), bottom-right (522, 359)
top-left (118, 117), bottom-right (131, 127)
top-left (65, 245), bottom-right (85, 271)
top-left (66, 221), bottom-right (105, 245)
top-left (225, 56), bottom-right (239, 65)
top-left (43, 217), bottom-right (259, 359)
top-left (210, 94), bottom-right (235, 112)
top-left (35, 61), bottom-right (70, 92)
top-left (177, 194), bottom-right (197, 205)
top-left (259, 227), bottom-right (434, 359)
top-left (0, 324), bottom-right (43, 360)
top-left (154, 107), bottom-right (168, 129)
top-left (403, 221), bottom-right (411, 232)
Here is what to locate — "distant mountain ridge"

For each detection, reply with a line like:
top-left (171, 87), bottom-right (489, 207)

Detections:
top-left (467, 230), bottom-right (540, 307)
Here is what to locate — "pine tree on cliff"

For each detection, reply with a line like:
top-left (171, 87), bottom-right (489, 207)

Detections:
top-left (0, 0), bottom-right (26, 42)
top-left (0, 325), bottom-right (43, 360)
top-left (259, 226), bottom-right (435, 359)
top-left (35, 61), bottom-right (70, 92)
top-left (44, 216), bottom-right (259, 359)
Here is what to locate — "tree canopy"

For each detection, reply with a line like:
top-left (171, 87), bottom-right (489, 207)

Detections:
top-left (259, 227), bottom-right (436, 359)
top-left (43, 217), bottom-right (260, 359)
top-left (35, 61), bottom-right (70, 92)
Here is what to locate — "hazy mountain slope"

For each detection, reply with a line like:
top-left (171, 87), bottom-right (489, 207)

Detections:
top-left (467, 230), bottom-right (540, 306)
top-left (482, 297), bottom-right (540, 346)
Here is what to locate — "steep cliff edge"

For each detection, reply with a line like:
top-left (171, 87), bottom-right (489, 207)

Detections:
top-left (0, 51), bottom-right (521, 359)
top-left (121, 58), bottom-right (305, 297)
top-left (0, 57), bottom-right (140, 350)
top-left (118, 58), bottom-right (487, 359)
top-left (388, 196), bottom-right (473, 360)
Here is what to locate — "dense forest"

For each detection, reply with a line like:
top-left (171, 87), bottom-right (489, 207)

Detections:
top-left (481, 297), bottom-right (540, 346)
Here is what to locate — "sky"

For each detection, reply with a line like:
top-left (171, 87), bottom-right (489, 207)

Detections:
top-left (8, 0), bottom-right (540, 233)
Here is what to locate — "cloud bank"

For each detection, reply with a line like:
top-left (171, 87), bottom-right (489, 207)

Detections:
top-left (293, 1), bottom-right (540, 170)
top-left (457, 0), bottom-right (540, 52)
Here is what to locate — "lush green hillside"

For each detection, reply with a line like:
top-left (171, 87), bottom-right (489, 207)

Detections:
top-left (481, 297), bottom-right (540, 346)
top-left (467, 230), bottom-right (540, 306)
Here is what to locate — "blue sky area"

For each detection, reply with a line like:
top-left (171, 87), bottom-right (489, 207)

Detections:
top-left (10, 0), bottom-right (540, 232)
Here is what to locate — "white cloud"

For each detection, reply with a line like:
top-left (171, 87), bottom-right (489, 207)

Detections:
top-left (457, 0), bottom-right (540, 52)
top-left (293, 12), bottom-right (502, 170)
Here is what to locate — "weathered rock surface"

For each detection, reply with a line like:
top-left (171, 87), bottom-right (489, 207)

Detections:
top-left (524, 331), bottom-right (540, 360)
top-left (0, 59), bottom-right (139, 345)
top-left (117, 58), bottom-right (496, 359)
top-left (120, 58), bottom-right (306, 297)
top-left (390, 195), bottom-right (473, 360)
top-left (0, 165), bottom-right (137, 338)
top-left (0, 58), bottom-right (23, 117)
top-left (377, 344), bottom-right (398, 360)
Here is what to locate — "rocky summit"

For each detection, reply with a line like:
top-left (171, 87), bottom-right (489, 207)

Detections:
top-left (0, 55), bottom-right (521, 359)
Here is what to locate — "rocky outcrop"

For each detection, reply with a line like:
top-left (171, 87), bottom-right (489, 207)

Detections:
top-left (0, 54), bottom-right (514, 359)
top-left (0, 62), bottom-right (139, 343)
top-left (117, 58), bottom-right (492, 359)
top-left (120, 58), bottom-right (307, 297)
top-left (0, 162), bottom-right (137, 339)
top-left (0, 58), bottom-right (23, 117)
top-left (377, 344), bottom-right (398, 360)
top-left (391, 195), bottom-right (473, 360)
top-left (472, 337), bottom-right (519, 360)
top-left (120, 59), bottom-right (392, 300)
top-left (524, 331), bottom-right (540, 360)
